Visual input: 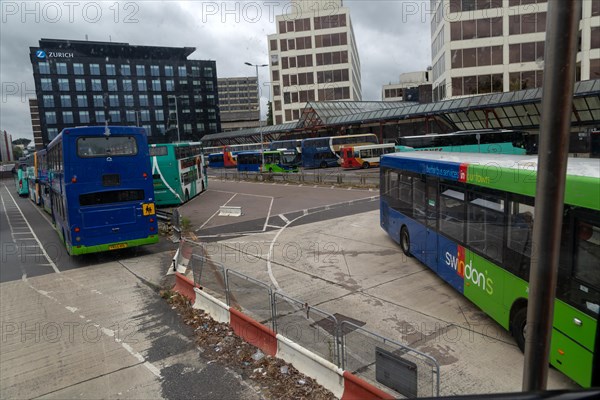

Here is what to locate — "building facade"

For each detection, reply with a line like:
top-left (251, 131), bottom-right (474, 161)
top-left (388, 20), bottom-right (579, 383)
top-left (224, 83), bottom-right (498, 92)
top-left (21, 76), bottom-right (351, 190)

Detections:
top-left (430, 0), bottom-right (600, 101)
top-left (0, 130), bottom-right (14, 162)
top-left (382, 71), bottom-right (431, 101)
top-left (29, 38), bottom-right (220, 145)
top-left (217, 77), bottom-right (261, 131)
top-left (268, 0), bottom-right (362, 124)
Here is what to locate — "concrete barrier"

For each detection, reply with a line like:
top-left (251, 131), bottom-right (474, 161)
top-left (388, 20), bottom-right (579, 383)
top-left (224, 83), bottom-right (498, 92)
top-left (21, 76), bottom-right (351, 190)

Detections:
top-left (276, 334), bottom-right (344, 398)
top-left (173, 272), bottom-right (199, 302)
top-left (218, 205), bottom-right (242, 216)
top-left (229, 308), bottom-right (277, 357)
top-left (341, 371), bottom-right (395, 400)
top-left (193, 287), bottom-right (230, 324)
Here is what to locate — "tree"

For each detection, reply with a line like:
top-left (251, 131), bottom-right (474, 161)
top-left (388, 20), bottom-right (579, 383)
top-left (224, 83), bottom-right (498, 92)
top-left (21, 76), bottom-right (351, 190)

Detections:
top-left (12, 138), bottom-right (31, 147)
top-left (13, 146), bottom-right (23, 159)
top-left (266, 101), bottom-right (273, 126)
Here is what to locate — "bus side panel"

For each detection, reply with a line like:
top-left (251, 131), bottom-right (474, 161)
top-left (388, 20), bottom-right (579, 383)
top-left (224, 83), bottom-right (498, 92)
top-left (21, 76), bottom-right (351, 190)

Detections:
top-left (435, 234), bottom-right (465, 294)
top-left (383, 205), bottom-right (430, 267)
top-left (550, 327), bottom-right (593, 387)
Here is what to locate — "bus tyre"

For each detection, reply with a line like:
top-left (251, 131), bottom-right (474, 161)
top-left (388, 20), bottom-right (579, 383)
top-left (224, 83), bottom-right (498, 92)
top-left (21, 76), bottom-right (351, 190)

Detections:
top-left (362, 162), bottom-right (370, 169)
top-left (400, 226), bottom-right (412, 257)
top-left (511, 307), bottom-right (527, 352)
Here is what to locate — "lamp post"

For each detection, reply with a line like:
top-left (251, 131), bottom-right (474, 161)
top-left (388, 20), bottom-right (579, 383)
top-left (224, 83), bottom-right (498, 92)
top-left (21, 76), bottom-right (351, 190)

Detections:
top-left (168, 95), bottom-right (180, 142)
top-left (244, 61), bottom-right (268, 170)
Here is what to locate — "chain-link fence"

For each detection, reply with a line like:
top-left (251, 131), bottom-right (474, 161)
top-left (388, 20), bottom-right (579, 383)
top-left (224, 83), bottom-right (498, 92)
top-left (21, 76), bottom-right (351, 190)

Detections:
top-left (179, 238), bottom-right (440, 397)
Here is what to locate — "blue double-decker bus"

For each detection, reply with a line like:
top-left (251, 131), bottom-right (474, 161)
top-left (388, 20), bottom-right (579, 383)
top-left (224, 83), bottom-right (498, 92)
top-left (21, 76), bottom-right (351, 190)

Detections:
top-left (47, 126), bottom-right (159, 255)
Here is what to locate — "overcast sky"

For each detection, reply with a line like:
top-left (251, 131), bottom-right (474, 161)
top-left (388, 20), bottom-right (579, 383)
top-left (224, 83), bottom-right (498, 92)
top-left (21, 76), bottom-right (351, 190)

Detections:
top-left (1, 1), bottom-right (432, 141)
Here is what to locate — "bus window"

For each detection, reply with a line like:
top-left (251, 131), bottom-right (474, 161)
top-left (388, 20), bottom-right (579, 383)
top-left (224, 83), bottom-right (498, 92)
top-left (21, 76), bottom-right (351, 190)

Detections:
top-left (508, 201), bottom-right (535, 258)
top-left (574, 221), bottom-right (600, 291)
top-left (467, 190), bottom-right (505, 263)
top-left (439, 185), bottom-right (466, 243)
top-left (77, 136), bottom-right (138, 157)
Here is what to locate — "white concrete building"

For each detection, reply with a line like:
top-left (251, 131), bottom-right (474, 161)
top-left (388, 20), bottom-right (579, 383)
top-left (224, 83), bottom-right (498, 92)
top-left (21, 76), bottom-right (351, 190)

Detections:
top-left (430, 0), bottom-right (600, 101)
top-left (382, 70), bottom-right (431, 101)
top-left (268, 0), bottom-right (362, 124)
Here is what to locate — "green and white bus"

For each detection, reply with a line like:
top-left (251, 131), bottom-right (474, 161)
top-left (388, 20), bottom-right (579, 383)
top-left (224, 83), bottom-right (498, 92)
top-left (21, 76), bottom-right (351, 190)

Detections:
top-left (149, 142), bottom-right (207, 206)
top-left (380, 152), bottom-right (599, 387)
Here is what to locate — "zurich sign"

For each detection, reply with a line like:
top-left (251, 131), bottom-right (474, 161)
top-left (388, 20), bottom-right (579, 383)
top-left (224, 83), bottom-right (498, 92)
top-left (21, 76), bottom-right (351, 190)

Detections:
top-left (36, 50), bottom-right (46, 59)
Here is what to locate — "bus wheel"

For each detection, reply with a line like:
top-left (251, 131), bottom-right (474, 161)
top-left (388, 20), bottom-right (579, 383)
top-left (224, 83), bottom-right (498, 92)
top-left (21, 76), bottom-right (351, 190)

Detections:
top-left (362, 162), bottom-right (370, 169)
top-left (185, 189), bottom-right (190, 202)
top-left (511, 307), bottom-right (527, 352)
top-left (320, 161), bottom-right (327, 169)
top-left (400, 226), bottom-right (412, 256)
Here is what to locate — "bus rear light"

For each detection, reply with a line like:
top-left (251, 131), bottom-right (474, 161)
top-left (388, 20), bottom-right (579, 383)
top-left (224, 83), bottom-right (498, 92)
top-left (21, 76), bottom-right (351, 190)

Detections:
top-left (19, 180), bottom-right (22, 187)
top-left (149, 218), bottom-right (154, 223)
top-left (74, 227), bottom-right (80, 232)
top-left (143, 172), bottom-right (148, 178)
top-left (75, 236), bottom-right (81, 242)
top-left (149, 226), bottom-right (155, 232)
top-left (71, 176), bottom-right (77, 183)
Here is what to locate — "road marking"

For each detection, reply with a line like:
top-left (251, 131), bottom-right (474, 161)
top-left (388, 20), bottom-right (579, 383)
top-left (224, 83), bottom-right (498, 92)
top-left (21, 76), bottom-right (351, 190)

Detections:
top-left (278, 214), bottom-right (290, 224)
top-left (195, 193), bottom-right (237, 232)
top-left (262, 197), bottom-right (274, 232)
top-left (3, 186), bottom-right (60, 273)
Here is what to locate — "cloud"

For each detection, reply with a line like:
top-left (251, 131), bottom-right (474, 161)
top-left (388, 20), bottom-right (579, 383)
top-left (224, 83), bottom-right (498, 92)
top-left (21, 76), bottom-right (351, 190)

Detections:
top-left (0, 0), bottom-right (431, 140)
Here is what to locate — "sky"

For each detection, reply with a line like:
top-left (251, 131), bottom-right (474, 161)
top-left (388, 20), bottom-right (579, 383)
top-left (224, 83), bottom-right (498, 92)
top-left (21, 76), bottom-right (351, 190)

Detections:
top-left (0, 1), bottom-right (433, 141)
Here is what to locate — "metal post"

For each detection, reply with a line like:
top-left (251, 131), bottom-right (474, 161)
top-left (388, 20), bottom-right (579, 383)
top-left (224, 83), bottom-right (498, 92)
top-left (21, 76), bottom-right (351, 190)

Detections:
top-left (522, 0), bottom-right (581, 391)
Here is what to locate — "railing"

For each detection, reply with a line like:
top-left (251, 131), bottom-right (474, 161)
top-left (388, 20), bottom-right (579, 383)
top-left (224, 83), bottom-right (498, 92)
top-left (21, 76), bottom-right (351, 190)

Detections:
top-left (209, 169), bottom-right (380, 188)
top-left (177, 238), bottom-right (440, 397)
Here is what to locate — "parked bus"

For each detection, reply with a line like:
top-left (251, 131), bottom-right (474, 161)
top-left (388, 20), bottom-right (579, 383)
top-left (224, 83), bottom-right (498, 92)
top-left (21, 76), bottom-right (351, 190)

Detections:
top-left (47, 126), bottom-right (158, 255)
top-left (27, 158), bottom-right (38, 204)
top-left (302, 133), bottom-right (378, 168)
top-left (380, 152), bottom-right (599, 387)
top-left (36, 149), bottom-right (52, 214)
top-left (341, 143), bottom-right (396, 169)
top-left (14, 161), bottom-right (30, 196)
top-left (395, 129), bottom-right (529, 155)
top-left (208, 153), bottom-right (225, 168)
top-left (149, 142), bottom-right (207, 206)
top-left (236, 150), bottom-right (299, 172)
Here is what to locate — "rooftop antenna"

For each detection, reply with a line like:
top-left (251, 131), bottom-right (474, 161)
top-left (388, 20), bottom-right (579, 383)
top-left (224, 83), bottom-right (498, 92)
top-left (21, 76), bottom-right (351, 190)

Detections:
top-left (109, 35), bottom-right (112, 42)
top-left (85, 34), bottom-right (88, 40)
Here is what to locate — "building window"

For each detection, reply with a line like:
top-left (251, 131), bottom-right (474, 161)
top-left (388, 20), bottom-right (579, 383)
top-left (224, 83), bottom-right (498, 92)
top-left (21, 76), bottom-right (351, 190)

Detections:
top-left (206, 94), bottom-right (215, 105)
top-left (62, 111), bottom-right (74, 124)
top-left (124, 95), bottom-right (134, 107)
top-left (93, 95), bottom-right (104, 107)
top-left (203, 67), bottom-right (213, 78)
top-left (75, 79), bottom-right (86, 91)
top-left (90, 64), bottom-right (100, 75)
top-left (109, 95), bottom-right (119, 107)
top-left (209, 123), bottom-right (217, 133)
top-left (92, 79), bottom-right (102, 91)
top-left (56, 63), bottom-right (68, 74)
top-left (107, 79), bottom-right (118, 91)
top-left (109, 110), bottom-right (120, 122)
top-left (126, 110), bottom-right (136, 122)
top-left (315, 33), bottom-right (346, 48)
top-left (79, 111), bottom-right (90, 123)
top-left (453, 73), bottom-right (503, 96)
top-left (77, 95), bottom-right (88, 107)
top-left (591, 27), bottom-right (600, 49)
top-left (39, 62), bottom-right (50, 74)
top-left (315, 51), bottom-right (348, 66)
top-left (140, 110), bottom-right (150, 121)
top-left (138, 80), bottom-right (147, 91)
top-left (153, 95), bottom-right (163, 106)
top-left (95, 111), bottom-right (105, 123)
top-left (151, 65), bottom-right (160, 76)
top-left (152, 80), bottom-right (161, 91)
top-left (270, 39), bottom-right (278, 51)
top-left (509, 70), bottom-right (543, 91)
top-left (155, 109), bottom-right (164, 121)
top-left (139, 95), bottom-right (149, 106)
top-left (509, 12), bottom-right (546, 35)
top-left (48, 128), bottom-right (58, 140)
top-left (314, 14), bottom-right (346, 29)
top-left (178, 66), bottom-right (187, 77)
top-left (60, 95), bottom-right (71, 107)
top-left (272, 70), bottom-right (279, 81)
top-left (106, 64), bottom-right (116, 75)
top-left (165, 66), bottom-right (174, 76)
top-left (165, 80), bottom-right (175, 91)
top-left (43, 95), bottom-right (54, 107)
top-left (136, 65), bottom-right (146, 76)
top-left (45, 111), bottom-right (57, 124)
top-left (122, 79), bottom-right (133, 91)
top-left (121, 64), bottom-right (131, 76)
top-left (58, 78), bottom-right (70, 91)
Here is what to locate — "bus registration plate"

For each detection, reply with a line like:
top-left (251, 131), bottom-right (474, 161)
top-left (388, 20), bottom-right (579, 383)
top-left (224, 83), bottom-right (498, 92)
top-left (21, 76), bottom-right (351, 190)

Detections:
top-left (109, 243), bottom-right (128, 250)
top-left (142, 203), bottom-right (155, 216)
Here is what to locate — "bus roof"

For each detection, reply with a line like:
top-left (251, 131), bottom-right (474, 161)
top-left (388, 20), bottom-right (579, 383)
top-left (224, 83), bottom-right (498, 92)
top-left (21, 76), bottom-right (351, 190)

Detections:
top-left (400, 129), bottom-right (524, 140)
top-left (381, 152), bottom-right (600, 209)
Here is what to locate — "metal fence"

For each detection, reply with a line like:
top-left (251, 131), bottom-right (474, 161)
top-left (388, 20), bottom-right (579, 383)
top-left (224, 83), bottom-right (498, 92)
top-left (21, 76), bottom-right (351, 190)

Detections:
top-left (176, 238), bottom-right (440, 397)
top-left (211, 170), bottom-right (379, 188)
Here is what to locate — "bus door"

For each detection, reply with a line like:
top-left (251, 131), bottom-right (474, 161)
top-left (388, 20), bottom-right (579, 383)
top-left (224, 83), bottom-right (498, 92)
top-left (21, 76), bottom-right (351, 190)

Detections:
top-left (424, 177), bottom-right (439, 270)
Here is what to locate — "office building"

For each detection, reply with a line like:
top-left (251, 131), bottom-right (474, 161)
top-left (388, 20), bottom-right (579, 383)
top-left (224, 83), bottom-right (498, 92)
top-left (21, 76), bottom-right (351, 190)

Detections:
top-left (217, 77), bottom-right (261, 131)
top-left (29, 38), bottom-right (220, 145)
top-left (430, 0), bottom-right (600, 101)
top-left (0, 130), bottom-right (14, 162)
top-left (382, 71), bottom-right (431, 101)
top-left (268, 0), bottom-right (362, 124)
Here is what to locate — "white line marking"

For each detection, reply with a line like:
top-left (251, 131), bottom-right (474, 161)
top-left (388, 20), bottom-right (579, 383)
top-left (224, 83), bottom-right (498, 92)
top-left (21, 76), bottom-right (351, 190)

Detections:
top-left (278, 214), bottom-right (290, 224)
top-left (4, 186), bottom-right (60, 273)
top-left (195, 193), bottom-right (237, 232)
top-left (262, 197), bottom-right (274, 232)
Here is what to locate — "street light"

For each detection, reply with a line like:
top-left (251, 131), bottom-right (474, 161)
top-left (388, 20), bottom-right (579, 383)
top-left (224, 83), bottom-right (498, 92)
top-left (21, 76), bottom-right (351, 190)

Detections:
top-left (244, 62), bottom-right (268, 170)
top-left (167, 95), bottom-right (180, 142)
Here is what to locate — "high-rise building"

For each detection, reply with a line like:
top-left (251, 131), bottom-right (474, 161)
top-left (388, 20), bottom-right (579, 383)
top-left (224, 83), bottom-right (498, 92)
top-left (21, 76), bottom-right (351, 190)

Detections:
top-left (217, 77), bottom-right (261, 131)
top-left (430, 0), bottom-right (600, 101)
top-left (0, 130), bottom-right (14, 162)
top-left (29, 38), bottom-right (220, 145)
top-left (268, 0), bottom-right (362, 124)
